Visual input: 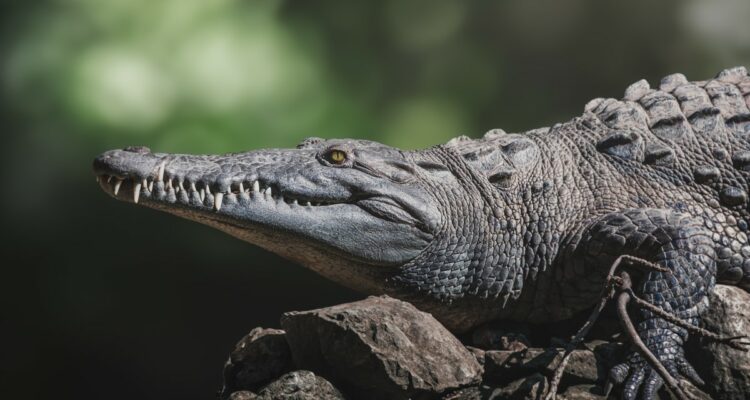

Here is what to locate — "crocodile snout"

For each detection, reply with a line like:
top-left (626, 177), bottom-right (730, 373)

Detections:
top-left (123, 146), bottom-right (152, 154)
top-left (93, 147), bottom-right (161, 180)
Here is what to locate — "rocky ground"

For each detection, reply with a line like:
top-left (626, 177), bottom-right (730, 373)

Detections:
top-left (219, 285), bottom-right (750, 400)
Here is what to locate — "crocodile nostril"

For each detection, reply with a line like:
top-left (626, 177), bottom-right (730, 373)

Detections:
top-left (124, 146), bottom-right (151, 154)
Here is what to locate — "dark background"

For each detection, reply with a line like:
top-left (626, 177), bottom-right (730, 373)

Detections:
top-left (1, 1), bottom-right (747, 399)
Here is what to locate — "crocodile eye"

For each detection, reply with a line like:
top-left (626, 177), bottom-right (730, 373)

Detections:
top-left (327, 150), bottom-right (347, 164)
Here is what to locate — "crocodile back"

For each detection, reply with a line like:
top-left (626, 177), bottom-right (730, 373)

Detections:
top-left (581, 67), bottom-right (750, 289)
top-left (448, 67), bottom-right (750, 292)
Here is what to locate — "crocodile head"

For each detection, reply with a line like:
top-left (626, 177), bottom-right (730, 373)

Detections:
top-left (93, 138), bottom-right (456, 293)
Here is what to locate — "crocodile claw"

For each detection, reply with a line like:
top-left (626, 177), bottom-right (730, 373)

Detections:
top-left (609, 349), bottom-right (702, 399)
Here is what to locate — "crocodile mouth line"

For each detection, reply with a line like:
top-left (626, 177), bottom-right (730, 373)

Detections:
top-left (95, 168), bottom-right (343, 212)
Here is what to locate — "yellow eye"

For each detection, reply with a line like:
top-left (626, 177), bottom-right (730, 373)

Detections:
top-left (328, 150), bottom-right (347, 164)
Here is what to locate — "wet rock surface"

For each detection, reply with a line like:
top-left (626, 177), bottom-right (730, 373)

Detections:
top-left (219, 286), bottom-right (749, 400)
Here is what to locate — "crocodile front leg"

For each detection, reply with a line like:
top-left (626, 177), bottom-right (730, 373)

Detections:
top-left (573, 209), bottom-right (716, 399)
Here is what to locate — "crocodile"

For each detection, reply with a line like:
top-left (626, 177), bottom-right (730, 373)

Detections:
top-left (93, 67), bottom-right (750, 398)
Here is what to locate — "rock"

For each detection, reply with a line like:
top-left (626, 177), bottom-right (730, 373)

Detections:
top-left (254, 370), bottom-right (345, 400)
top-left (281, 295), bottom-right (482, 400)
top-left (441, 375), bottom-right (546, 400)
top-left (681, 382), bottom-right (712, 400)
top-left (656, 379), bottom-right (711, 400)
top-left (228, 391), bottom-right (258, 400)
top-left (484, 348), bottom-right (599, 386)
top-left (441, 386), bottom-right (485, 400)
top-left (556, 349), bottom-right (600, 384)
top-left (466, 346), bottom-right (486, 367)
top-left (472, 323), bottom-right (531, 351)
top-left (485, 373), bottom-right (547, 399)
top-left (688, 285), bottom-right (750, 399)
top-left (557, 384), bottom-right (606, 399)
top-left (222, 327), bottom-right (292, 396)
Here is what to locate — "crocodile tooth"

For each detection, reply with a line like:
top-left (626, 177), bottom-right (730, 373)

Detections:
top-left (265, 187), bottom-right (272, 196)
top-left (292, 199), bottom-right (298, 205)
top-left (113, 179), bottom-right (123, 196)
top-left (190, 182), bottom-right (197, 192)
top-left (133, 182), bottom-right (142, 203)
top-left (142, 179), bottom-right (148, 193)
top-left (304, 201), bottom-right (311, 206)
top-left (178, 181), bottom-right (185, 192)
top-left (157, 161), bottom-right (166, 182)
top-left (148, 179), bottom-right (154, 192)
top-left (199, 188), bottom-right (205, 202)
top-left (214, 192), bottom-right (223, 211)
top-left (107, 176), bottom-right (113, 183)
top-left (253, 181), bottom-right (260, 192)
top-left (239, 182), bottom-right (244, 193)
top-left (95, 176), bottom-right (100, 183)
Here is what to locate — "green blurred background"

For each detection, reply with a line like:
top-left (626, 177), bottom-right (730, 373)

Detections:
top-left (1, 0), bottom-right (747, 398)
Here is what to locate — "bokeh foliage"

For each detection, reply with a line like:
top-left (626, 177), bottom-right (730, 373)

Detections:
top-left (1, 0), bottom-right (748, 399)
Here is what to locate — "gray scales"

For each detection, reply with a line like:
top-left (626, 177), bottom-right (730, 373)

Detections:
top-left (94, 67), bottom-right (750, 399)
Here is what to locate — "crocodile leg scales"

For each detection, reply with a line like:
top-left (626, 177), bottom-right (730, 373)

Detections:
top-left (570, 209), bottom-right (715, 399)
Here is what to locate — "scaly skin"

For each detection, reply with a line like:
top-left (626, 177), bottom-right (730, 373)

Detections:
top-left (94, 67), bottom-right (750, 399)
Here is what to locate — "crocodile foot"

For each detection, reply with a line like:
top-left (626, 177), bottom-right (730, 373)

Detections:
top-left (608, 348), bottom-right (703, 400)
